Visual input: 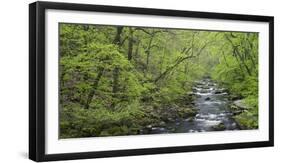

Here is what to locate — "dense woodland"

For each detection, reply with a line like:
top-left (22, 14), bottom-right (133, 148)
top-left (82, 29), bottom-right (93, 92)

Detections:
top-left (59, 23), bottom-right (258, 138)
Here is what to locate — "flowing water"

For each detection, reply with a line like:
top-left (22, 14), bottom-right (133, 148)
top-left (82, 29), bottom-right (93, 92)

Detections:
top-left (149, 78), bottom-right (240, 134)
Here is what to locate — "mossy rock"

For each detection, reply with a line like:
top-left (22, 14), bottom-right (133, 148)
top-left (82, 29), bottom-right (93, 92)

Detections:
top-left (234, 113), bottom-right (258, 130)
top-left (212, 122), bottom-right (226, 131)
top-left (177, 107), bottom-right (197, 118)
top-left (233, 100), bottom-right (252, 110)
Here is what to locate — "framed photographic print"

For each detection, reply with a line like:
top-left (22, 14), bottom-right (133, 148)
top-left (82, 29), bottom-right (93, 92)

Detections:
top-left (29, 1), bottom-right (274, 162)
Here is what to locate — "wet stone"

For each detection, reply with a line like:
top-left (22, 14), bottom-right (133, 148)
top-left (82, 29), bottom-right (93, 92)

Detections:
top-left (205, 97), bottom-right (211, 101)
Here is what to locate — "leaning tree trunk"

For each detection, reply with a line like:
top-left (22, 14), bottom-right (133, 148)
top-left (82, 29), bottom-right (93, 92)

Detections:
top-left (84, 67), bottom-right (104, 109)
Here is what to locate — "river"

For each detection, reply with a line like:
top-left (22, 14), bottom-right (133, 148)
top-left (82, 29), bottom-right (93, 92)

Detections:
top-left (148, 77), bottom-right (240, 134)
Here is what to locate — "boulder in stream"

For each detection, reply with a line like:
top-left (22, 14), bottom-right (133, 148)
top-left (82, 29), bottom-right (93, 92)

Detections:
top-left (214, 88), bottom-right (227, 94)
top-left (205, 97), bottom-right (211, 101)
top-left (212, 122), bottom-right (226, 131)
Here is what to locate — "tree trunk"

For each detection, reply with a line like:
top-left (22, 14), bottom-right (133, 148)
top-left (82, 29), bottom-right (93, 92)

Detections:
top-left (84, 68), bottom-right (104, 109)
top-left (112, 27), bottom-right (124, 104)
top-left (113, 27), bottom-right (123, 46)
top-left (134, 40), bottom-right (140, 60)
top-left (127, 28), bottom-right (134, 60)
top-left (222, 51), bottom-right (229, 67)
top-left (144, 36), bottom-right (153, 77)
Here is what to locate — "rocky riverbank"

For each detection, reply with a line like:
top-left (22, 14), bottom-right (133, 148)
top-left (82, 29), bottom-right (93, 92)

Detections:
top-left (139, 77), bottom-right (258, 135)
top-left (140, 92), bottom-right (198, 134)
top-left (211, 82), bottom-right (258, 130)
top-left (141, 77), bottom-right (245, 134)
top-left (229, 99), bottom-right (258, 129)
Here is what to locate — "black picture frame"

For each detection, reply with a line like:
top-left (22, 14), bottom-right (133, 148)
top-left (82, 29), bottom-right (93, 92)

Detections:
top-left (29, 1), bottom-right (274, 162)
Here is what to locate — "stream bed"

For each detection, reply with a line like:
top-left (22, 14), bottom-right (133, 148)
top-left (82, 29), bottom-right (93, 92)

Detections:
top-left (148, 78), bottom-right (240, 134)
